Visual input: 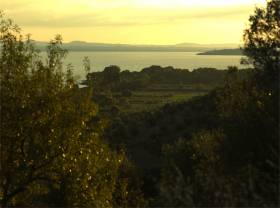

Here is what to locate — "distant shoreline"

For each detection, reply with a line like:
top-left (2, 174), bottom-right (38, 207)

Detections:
top-left (32, 41), bottom-right (240, 53)
top-left (197, 48), bottom-right (243, 56)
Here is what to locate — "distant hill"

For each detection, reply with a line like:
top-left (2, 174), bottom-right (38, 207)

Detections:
top-left (175, 43), bottom-right (239, 48)
top-left (31, 40), bottom-right (240, 52)
top-left (197, 48), bottom-right (243, 55)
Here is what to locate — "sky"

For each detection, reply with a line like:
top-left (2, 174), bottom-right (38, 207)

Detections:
top-left (1, 0), bottom-right (266, 45)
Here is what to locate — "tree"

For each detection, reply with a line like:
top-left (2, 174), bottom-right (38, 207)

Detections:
top-left (103, 65), bottom-right (121, 85)
top-left (158, 1), bottom-right (280, 206)
top-left (215, 1), bottom-right (279, 205)
top-left (0, 13), bottom-right (147, 207)
top-left (83, 56), bottom-right (91, 75)
top-left (243, 0), bottom-right (280, 92)
top-left (159, 131), bottom-right (228, 207)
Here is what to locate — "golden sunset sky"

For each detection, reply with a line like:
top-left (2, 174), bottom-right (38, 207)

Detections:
top-left (1, 0), bottom-right (266, 44)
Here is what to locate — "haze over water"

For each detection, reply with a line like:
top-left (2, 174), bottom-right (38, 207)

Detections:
top-left (55, 51), bottom-right (246, 80)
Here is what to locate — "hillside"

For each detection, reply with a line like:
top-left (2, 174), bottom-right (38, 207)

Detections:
top-left (32, 41), bottom-right (239, 52)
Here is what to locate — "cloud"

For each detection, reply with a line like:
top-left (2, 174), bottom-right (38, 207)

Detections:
top-left (3, 4), bottom-right (253, 28)
top-left (0, 0), bottom-right (259, 44)
top-left (1, 0), bottom-right (259, 44)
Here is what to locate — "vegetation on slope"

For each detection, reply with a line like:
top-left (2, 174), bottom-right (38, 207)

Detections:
top-left (0, 0), bottom-right (279, 207)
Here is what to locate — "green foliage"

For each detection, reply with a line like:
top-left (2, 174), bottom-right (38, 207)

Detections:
top-left (84, 65), bottom-right (249, 115)
top-left (86, 65), bottom-right (239, 93)
top-left (157, 1), bottom-right (280, 206)
top-left (102, 65), bottom-right (121, 89)
top-left (83, 56), bottom-right (91, 75)
top-left (113, 157), bottom-right (149, 208)
top-left (104, 93), bottom-right (221, 206)
top-left (0, 14), bottom-right (147, 207)
top-left (243, 0), bottom-right (280, 92)
top-left (218, 0), bottom-right (279, 171)
top-left (159, 130), bottom-right (226, 207)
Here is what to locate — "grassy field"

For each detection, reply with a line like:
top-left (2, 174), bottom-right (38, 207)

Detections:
top-left (117, 90), bottom-right (206, 113)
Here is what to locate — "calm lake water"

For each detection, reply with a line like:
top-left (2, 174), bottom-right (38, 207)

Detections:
top-left (45, 51), bottom-right (245, 80)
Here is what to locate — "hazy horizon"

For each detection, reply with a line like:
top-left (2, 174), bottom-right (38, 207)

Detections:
top-left (33, 40), bottom-right (240, 46)
top-left (2, 0), bottom-right (265, 45)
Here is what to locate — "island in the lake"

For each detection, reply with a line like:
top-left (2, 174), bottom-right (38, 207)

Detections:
top-left (197, 48), bottom-right (243, 55)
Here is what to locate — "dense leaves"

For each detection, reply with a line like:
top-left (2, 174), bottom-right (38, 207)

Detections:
top-left (0, 13), bottom-right (147, 207)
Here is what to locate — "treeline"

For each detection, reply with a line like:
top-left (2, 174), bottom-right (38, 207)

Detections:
top-left (85, 65), bottom-right (249, 92)
top-left (105, 70), bottom-right (278, 206)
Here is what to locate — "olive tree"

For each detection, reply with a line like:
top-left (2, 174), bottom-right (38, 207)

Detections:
top-left (0, 13), bottom-right (140, 207)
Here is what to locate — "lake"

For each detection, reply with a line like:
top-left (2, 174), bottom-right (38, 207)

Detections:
top-left (46, 51), bottom-right (246, 80)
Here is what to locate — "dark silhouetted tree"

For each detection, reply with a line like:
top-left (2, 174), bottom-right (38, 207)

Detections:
top-left (0, 13), bottom-right (147, 207)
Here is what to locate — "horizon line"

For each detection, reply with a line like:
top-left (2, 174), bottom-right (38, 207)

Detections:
top-left (32, 40), bottom-right (242, 46)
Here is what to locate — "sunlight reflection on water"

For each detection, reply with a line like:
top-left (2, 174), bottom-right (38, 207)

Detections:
top-left (41, 51), bottom-right (247, 81)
